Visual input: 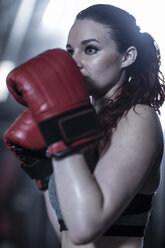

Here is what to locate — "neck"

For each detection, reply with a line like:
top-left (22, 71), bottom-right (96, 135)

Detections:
top-left (92, 71), bottom-right (126, 113)
top-left (92, 82), bottom-right (122, 113)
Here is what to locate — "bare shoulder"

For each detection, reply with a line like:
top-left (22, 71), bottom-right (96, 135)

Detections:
top-left (98, 104), bottom-right (163, 162)
top-left (128, 104), bottom-right (160, 121)
top-left (116, 104), bottom-right (163, 148)
top-left (96, 104), bottom-right (163, 194)
top-left (124, 104), bottom-right (161, 127)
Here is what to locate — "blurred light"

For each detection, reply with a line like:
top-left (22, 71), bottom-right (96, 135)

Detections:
top-left (0, 61), bottom-right (15, 102)
top-left (42, 0), bottom-right (65, 31)
top-left (3, 0), bottom-right (36, 61)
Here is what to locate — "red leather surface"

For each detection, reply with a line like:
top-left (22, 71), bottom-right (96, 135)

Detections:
top-left (4, 109), bottom-right (46, 151)
top-left (7, 49), bottom-right (90, 123)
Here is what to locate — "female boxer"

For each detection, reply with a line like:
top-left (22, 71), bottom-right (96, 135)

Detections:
top-left (4, 3), bottom-right (165, 248)
top-left (46, 4), bottom-right (165, 248)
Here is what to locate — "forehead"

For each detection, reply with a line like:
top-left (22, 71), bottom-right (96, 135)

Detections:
top-left (67, 19), bottom-right (114, 45)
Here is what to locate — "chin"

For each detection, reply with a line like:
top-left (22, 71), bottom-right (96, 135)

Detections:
top-left (84, 79), bottom-right (100, 97)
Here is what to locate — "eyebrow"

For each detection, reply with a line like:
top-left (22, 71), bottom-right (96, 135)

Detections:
top-left (81, 38), bottom-right (99, 45)
top-left (66, 38), bottom-right (99, 48)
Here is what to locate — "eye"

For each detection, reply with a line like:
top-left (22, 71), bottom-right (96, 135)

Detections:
top-left (66, 48), bottom-right (74, 56)
top-left (85, 46), bottom-right (98, 55)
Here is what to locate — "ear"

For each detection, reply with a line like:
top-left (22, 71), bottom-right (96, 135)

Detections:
top-left (121, 46), bottom-right (137, 69)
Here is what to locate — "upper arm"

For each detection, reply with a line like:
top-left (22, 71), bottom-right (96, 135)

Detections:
top-left (94, 105), bottom-right (163, 224)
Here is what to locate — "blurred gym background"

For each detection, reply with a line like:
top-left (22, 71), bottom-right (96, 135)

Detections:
top-left (0, 0), bottom-right (165, 247)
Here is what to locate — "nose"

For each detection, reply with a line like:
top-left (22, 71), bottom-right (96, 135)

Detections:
top-left (72, 53), bottom-right (83, 70)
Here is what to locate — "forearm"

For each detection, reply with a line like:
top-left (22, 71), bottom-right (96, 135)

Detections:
top-left (52, 153), bottom-right (105, 240)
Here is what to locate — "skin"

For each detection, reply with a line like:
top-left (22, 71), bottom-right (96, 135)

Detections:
top-left (66, 19), bottom-right (137, 103)
top-left (44, 19), bottom-right (164, 248)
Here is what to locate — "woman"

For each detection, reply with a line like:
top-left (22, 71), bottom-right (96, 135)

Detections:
top-left (44, 4), bottom-right (165, 248)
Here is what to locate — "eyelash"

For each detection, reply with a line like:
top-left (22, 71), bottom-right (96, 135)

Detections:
top-left (66, 49), bottom-right (74, 56)
top-left (85, 45), bottom-right (98, 55)
top-left (66, 45), bottom-right (98, 57)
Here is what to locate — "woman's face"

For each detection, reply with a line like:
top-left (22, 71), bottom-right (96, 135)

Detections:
top-left (66, 19), bottom-right (125, 99)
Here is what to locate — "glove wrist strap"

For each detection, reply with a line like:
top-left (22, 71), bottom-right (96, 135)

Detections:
top-left (38, 104), bottom-right (101, 147)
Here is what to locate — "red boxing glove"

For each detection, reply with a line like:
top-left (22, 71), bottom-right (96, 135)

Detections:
top-left (3, 109), bottom-right (53, 191)
top-left (6, 49), bottom-right (104, 157)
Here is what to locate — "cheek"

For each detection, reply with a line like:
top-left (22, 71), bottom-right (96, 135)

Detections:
top-left (87, 57), bottom-right (117, 82)
top-left (99, 56), bottom-right (122, 81)
top-left (84, 58), bottom-right (121, 97)
top-left (85, 58), bottom-right (108, 77)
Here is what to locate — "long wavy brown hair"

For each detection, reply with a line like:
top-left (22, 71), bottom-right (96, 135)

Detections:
top-left (76, 4), bottom-right (165, 167)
